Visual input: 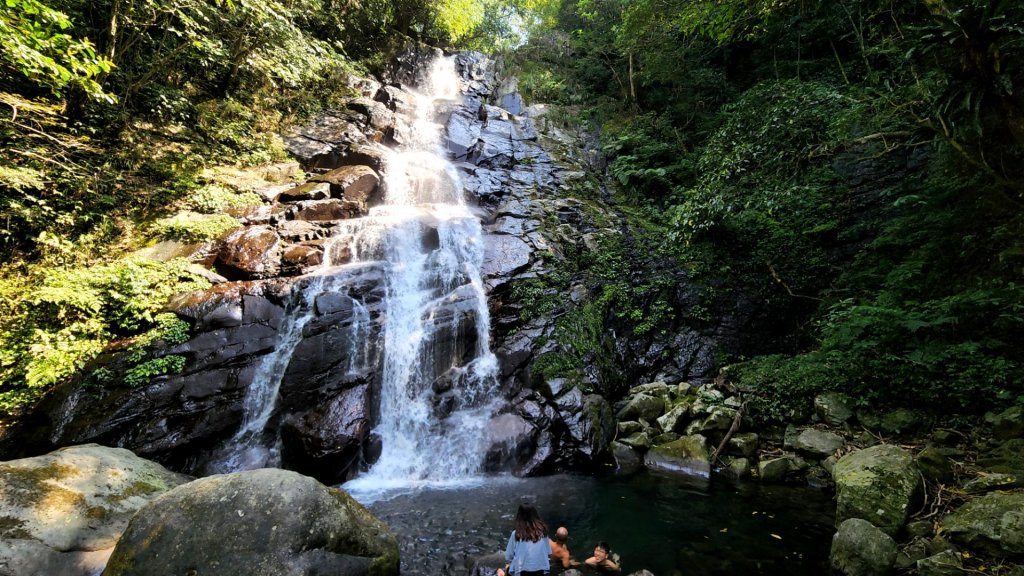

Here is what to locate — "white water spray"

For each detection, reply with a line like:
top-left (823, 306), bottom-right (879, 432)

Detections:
top-left (346, 57), bottom-right (500, 492)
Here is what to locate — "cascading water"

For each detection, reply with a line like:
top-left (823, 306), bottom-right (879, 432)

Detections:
top-left (213, 56), bottom-right (500, 488)
top-left (346, 56), bottom-right (500, 491)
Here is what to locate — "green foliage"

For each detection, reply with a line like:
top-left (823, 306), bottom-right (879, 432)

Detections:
top-left (151, 212), bottom-right (240, 243)
top-left (186, 183), bottom-right (262, 214)
top-left (0, 0), bottom-right (114, 101)
top-left (725, 353), bottom-right (843, 424)
top-left (671, 79), bottom-right (849, 243)
top-left (602, 113), bottom-right (691, 204)
top-left (0, 258), bottom-right (208, 414)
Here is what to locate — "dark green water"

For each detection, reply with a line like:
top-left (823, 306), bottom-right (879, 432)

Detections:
top-left (352, 471), bottom-right (835, 576)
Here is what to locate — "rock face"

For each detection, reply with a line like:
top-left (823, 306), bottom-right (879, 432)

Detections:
top-left (101, 468), bottom-right (399, 576)
top-left (833, 444), bottom-right (921, 536)
top-left (0, 444), bottom-right (190, 576)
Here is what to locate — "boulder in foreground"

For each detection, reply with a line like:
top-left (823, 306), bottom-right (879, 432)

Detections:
top-left (101, 468), bottom-right (399, 576)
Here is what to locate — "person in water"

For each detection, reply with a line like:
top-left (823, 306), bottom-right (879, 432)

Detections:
top-left (549, 526), bottom-right (577, 571)
top-left (500, 504), bottom-right (552, 576)
top-left (584, 542), bottom-right (620, 573)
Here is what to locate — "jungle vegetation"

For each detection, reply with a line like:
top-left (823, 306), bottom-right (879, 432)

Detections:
top-left (2, 0), bottom-right (1022, 425)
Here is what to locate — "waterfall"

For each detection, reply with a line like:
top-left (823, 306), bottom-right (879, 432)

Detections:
top-left (213, 56), bottom-right (500, 487)
top-left (346, 56), bottom-right (500, 490)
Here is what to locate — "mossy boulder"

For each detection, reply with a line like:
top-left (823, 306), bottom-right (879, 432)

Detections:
top-left (0, 444), bottom-right (191, 576)
top-left (102, 468), bottom-right (399, 576)
top-left (616, 393), bottom-right (666, 422)
top-left (814, 393), bottom-right (855, 427)
top-left (784, 426), bottom-right (845, 459)
top-left (991, 405), bottom-right (1024, 441)
top-left (760, 457), bottom-right (798, 484)
top-left (643, 435), bottom-right (711, 479)
top-left (830, 518), bottom-right (897, 576)
top-left (940, 492), bottom-right (1024, 556)
top-left (833, 444), bottom-right (921, 536)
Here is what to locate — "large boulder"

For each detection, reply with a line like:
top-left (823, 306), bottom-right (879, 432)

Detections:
top-left (0, 444), bottom-right (190, 576)
top-left (101, 468), bottom-right (399, 576)
top-left (833, 444), bottom-right (921, 536)
top-left (940, 491), bottom-right (1024, 556)
top-left (830, 518), bottom-right (897, 576)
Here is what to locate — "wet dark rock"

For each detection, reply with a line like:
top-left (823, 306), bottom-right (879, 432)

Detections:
top-left (280, 382), bottom-right (374, 484)
top-left (280, 245), bottom-right (323, 276)
top-left (288, 198), bottom-right (364, 221)
top-left (310, 165), bottom-right (381, 206)
top-left (276, 182), bottom-right (331, 202)
top-left (483, 413), bottom-right (536, 473)
top-left (215, 226), bottom-right (282, 280)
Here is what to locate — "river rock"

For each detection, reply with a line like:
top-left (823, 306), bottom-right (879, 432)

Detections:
top-left (833, 444), bottom-right (920, 536)
top-left (0, 444), bottom-right (190, 576)
top-left (643, 435), bottom-right (711, 479)
top-left (619, 432), bottom-right (651, 451)
top-left (785, 426), bottom-right (845, 459)
top-left (915, 550), bottom-right (963, 576)
top-left (977, 438), bottom-right (1024, 478)
top-left (720, 456), bottom-right (752, 480)
top-left (101, 468), bottom-right (398, 576)
top-left (963, 472), bottom-right (1019, 493)
top-left (276, 182), bottom-right (331, 202)
top-left (879, 409), bottom-right (921, 435)
top-left (830, 518), bottom-right (897, 576)
top-left (915, 446), bottom-right (954, 484)
top-left (610, 441), bottom-right (642, 474)
top-left (288, 198), bottom-right (364, 221)
top-left (726, 432), bottom-right (759, 458)
top-left (651, 401), bottom-right (692, 432)
top-left (940, 491), bottom-right (1024, 555)
top-left (991, 405), bottom-right (1024, 441)
top-left (616, 393), bottom-right (666, 422)
top-left (758, 457), bottom-right (793, 483)
top-left (814, 392), bottom-right (855, 426)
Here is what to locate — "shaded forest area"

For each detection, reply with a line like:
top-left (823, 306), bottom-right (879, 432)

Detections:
top-left (2, 0), bottom-right (1023, 424)
top-left (513, 0), bottom-right (1024, 422)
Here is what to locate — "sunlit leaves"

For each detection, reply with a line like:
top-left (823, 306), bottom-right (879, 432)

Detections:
top-left (0, 0), bottom-right (114, 101)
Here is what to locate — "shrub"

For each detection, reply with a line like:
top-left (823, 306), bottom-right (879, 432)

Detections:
top-left (151, 212), bottom-right (241, 243)
top-left (0, 258), bottom-right (209, 414)
top-left (186, 184), bottom-right (262, 214)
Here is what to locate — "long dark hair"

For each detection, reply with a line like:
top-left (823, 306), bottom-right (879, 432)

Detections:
top-left (513, 504), bottom-right (548, 542)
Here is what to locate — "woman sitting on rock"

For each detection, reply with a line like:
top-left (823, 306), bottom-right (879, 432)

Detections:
top-left (500, 504), bottom-right (553, 576)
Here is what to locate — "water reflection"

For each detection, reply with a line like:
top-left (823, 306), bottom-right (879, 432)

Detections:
top-left (351, 472), bottom-right (835, 576)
